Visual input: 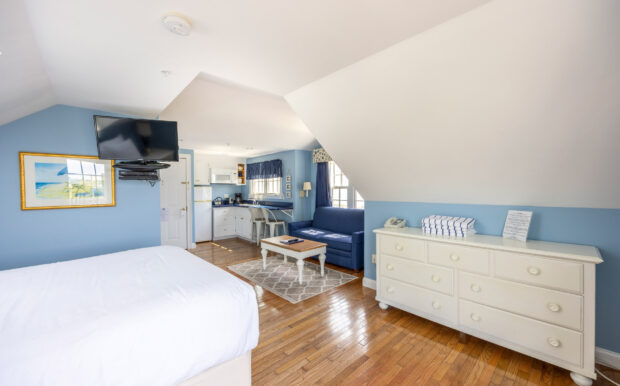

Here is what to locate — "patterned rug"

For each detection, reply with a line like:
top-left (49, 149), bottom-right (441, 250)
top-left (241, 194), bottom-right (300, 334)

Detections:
top-left (228, 256), bottom-right (358, 304)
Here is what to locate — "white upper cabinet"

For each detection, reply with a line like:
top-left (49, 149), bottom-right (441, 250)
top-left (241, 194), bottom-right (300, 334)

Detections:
top-left (194, 155), bottom-right (210, 186)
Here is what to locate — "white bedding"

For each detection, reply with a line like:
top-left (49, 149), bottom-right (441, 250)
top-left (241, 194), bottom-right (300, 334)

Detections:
top-left (0, 246), bottom-right (259, 386)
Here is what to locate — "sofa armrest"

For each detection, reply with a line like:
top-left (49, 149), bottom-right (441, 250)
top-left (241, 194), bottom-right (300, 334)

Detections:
top-left (351, 231), bottom-right (365, 271)
top-left (288, 220), bottom-right (313, 234)
top-left (352, 231), bottom-right (364, 243)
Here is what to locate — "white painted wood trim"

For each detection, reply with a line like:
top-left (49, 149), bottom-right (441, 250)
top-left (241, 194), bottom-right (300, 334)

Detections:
top-left (374, 227), bottom-right (602, 263)
top-left (190, 242), bottom-right (197, 249)
top-left (181, 154), bottom-right (193, 251)
top-left (362, 277), bottom-right (376, 289)
top-left (596, 347), bottom-right (620, 370)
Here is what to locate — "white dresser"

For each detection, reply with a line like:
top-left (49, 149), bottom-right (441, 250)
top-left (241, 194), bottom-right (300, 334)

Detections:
top-left (374, 227), bottom-right (603, 385)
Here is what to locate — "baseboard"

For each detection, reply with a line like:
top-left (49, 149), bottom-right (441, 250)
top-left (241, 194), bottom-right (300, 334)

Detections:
top-left (362, 277), bottom-right (376, 290)
top-left (596, 346), bottom-right (620, 370)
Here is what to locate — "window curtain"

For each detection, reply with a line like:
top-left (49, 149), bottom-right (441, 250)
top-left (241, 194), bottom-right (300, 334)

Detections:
top-left (247, 159), bottom-right (282, 180)
top-left (315, 162), bottom-right (331, 207)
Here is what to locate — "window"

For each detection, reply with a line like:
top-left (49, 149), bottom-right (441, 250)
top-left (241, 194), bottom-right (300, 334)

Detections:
top-left (329, 161), bottom-right (364, 209)
top-left (249, 177), bottom-right (282, 198)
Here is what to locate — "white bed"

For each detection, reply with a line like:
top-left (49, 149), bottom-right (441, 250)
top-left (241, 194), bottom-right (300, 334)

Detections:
top-left (0, 246), bottom-right (259, 386)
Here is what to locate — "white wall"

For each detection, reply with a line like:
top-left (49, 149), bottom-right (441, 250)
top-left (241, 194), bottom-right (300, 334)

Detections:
top-left (159, 75), bottom-right (316, 158)
top-left (286, 0), bottom-right (620, 209)
top-left (195, 153), bottom-right (245, 170)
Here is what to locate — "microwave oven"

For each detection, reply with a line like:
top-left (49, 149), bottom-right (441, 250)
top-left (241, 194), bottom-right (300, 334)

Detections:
top-left (211, 168), bottom-right (238, 184)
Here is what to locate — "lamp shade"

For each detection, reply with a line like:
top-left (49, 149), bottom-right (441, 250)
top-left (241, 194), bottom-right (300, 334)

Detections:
top-left (303, 182), bottom-right (312, 191)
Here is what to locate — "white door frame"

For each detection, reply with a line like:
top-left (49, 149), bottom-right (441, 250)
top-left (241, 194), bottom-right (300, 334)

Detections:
top-left (160, 153), bottom-right (193, 249)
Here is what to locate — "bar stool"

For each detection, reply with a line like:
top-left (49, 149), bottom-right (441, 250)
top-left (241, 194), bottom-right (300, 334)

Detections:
top-left (249, 207), bottom-right (265, 245)
top-left (261, 207), bottom-right (286, 237)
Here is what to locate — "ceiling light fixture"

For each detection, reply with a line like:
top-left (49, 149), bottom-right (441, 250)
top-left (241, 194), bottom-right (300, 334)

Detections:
top-left (161, 13), bottom-right (192, 36)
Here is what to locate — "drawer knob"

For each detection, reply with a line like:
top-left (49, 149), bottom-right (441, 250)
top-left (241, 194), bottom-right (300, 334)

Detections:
top-left (387, 286), bottom-right (395, 294)
top-left (450, 254), bottom-right (460, 262)
top-left (431, 275), bottom-right (441, 283)
top-left (395, 244), bottom-right (404, 251)
top-left (527, 266), bottom-right (541, 276)
top-left (432, 301), bottom-right (441, 310)
top-left (547, 303), bottom-right (562, 313)
top-left (386, 264), bottom-right (394, 271)
top-left (547, 337), bottom-right (561, 348)
top-left (470, 313), bottom-right (481, 322)
top-left (470, 284), bottom-right (481, 293)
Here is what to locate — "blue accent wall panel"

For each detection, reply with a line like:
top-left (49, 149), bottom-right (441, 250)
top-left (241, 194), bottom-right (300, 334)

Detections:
top-left (0, 105), bottom-right (161, 270)
top-left (211, 184), bottom-right (242, 200)
top-left (364, 200), bottom-right (620, 351)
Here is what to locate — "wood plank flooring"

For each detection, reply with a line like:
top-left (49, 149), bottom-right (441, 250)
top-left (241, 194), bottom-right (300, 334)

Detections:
top-left (189, 238), bottom-right (620, 385)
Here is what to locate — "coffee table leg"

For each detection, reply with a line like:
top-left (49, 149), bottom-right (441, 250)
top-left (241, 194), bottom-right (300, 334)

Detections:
top-left (318, 253), bottom-right (326, 277)
top-left (296, 259), bottom-right (304, 284)
top-left (283, 255), bottom-right (287, 263)
top-left (261, 248), bottom-right (267, 269)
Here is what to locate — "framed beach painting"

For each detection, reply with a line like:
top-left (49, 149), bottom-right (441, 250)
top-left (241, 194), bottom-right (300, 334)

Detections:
top-left (20, 152), bottom-right (115, 210)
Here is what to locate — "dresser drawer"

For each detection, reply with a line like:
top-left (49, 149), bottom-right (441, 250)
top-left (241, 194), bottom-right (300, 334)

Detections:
top-left (379, 235), bottom-right (425, 262)
top-left (381, 255), bottom-right (453, 295)
top-left (428, 242), bottom-right (489, 274)
top-left (494, 251), bottom-right (583, 293)
top-left (459, 300), bottom-right (582, 366)
top-left (380, 277), bottom-right (456, 323)
top-left (459, 272), bottom-right (582, 331)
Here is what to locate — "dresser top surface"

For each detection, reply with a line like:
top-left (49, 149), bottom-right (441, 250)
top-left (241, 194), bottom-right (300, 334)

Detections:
top-left (374, 227), bottom-right (602, 263)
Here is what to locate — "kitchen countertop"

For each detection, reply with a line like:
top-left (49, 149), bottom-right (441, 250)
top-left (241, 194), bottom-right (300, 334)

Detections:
top-left (212, 203), bottom-right (293, 210)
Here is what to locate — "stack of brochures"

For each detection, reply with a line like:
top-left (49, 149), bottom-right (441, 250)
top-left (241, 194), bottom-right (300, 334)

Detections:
top-left (422, 215), bottom-right (476, 237)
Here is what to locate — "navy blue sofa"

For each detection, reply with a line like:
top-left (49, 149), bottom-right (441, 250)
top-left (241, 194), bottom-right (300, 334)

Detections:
top-left (288, 207), bottom-right (364, 271)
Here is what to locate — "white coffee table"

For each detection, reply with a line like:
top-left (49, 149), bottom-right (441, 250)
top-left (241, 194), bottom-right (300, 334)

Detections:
top-left (260, 236), bottom-right (327, 284)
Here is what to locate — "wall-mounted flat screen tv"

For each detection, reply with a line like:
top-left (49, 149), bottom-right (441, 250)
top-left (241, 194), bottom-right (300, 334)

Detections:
top-left (94, 115), bottom-right (179, 161)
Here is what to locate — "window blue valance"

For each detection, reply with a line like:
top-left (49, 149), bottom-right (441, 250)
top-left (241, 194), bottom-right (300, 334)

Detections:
top-left (247, 159), bottom-right (282, 180)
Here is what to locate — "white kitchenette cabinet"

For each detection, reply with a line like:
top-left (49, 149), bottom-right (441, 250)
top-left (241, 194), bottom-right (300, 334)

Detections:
top-left (212, 207), bottom-right (235, 239)
top-left (194, 155), bottom-right (210, 186)
top-left (213, 206), bottom-right (253, 241)
top-left (235, 207), bottom-right (253, 240)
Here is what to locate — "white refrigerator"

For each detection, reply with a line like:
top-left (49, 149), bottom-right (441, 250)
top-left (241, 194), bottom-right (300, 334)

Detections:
top-left (194, 186), bottom-right (213, 242)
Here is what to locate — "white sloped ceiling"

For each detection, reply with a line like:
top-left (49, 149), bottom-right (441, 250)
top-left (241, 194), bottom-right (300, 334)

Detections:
top-left (286, 0), bottom-right (620, 209)
top-left (0, 0), bottom-right (55, 125)
top-left (2, 0), bottom-right (490, 126)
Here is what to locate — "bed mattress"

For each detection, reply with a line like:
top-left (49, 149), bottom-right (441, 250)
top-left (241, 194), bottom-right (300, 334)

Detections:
top-left (0, 246), bottom-right (259, 386)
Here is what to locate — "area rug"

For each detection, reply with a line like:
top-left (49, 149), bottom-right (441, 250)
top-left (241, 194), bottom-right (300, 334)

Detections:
top-left (228, 256), bottom-right (358, 304)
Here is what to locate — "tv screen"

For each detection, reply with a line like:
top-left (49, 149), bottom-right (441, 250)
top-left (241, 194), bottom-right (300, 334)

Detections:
top-left (94, 116), bottom-right (179, 161)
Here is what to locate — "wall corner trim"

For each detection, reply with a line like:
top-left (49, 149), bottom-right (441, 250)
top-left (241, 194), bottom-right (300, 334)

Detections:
top-left (596, 347), bottom-right (620, 370)
top-left (362, 277), bottom-right (376, 290)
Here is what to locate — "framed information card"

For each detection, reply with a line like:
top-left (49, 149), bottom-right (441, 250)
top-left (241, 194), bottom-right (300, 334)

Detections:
top-left (502, 210), bottom-right (533, 241)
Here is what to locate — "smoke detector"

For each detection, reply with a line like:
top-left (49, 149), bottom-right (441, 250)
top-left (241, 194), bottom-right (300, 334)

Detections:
top-left (161, 13), bottom-right (192, 36)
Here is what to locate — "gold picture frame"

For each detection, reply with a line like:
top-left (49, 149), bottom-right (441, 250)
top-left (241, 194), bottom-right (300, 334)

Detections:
top-left (20, 152), bottom-right (116, 210)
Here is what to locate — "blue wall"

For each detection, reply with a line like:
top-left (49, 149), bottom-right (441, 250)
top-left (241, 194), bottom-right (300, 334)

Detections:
top-left (364, 201), bottom-right (620, 352)
top-left (212, 184), bottom-right (242, 201)
top-left (242, 150), bottom-right (313, 222)
top-left (0, 105), bottom-right (161, 270)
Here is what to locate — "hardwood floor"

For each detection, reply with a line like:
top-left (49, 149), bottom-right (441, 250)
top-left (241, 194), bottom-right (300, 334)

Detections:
top-left (189, 239), bottom-right (620, 385)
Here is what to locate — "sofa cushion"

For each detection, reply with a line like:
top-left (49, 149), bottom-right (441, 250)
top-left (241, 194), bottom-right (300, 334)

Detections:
top-left (295, 227), bottom-right (327, 240)
top-left (312, 207), bottom-right (364, 235)
top-left (294, 227), bottom-right (352, 252)
top-left (317, 232), bottom-right (352, 251)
